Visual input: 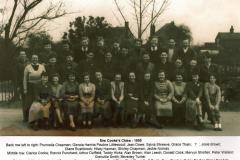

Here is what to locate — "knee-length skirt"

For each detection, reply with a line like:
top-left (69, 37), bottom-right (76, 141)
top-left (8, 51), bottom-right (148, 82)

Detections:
top-left (154, 100), bottom-right (172, 117)
top-left (185, 99), bottom-right (202, 122)
top-left (28, 101), bottom-right (51, 123)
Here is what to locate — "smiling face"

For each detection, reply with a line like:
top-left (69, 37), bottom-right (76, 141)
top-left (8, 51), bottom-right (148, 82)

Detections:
top-left (209, 75), bottom-right (216, 84)
top-left (84, 75), bottom-right (90, 83)
top-left (41, 75), bottom-right (48, 84)
top-left (115, 74), bottom-right (121, 82)
top-left (169, 39), bottom-right (176, 48)
top-left (31, 55), bottom-right (38, 64)
top-left (192, 74), bottom-right (199, 83)
top-left (183, 39), bottom-right (189, 48)
top-left (52, 76), bottom-right (59, 85)
top-left (175, 59), bottom-right (183, 68)
top-left (150, 37), bottom-right (158, 46)
top-left (95, 72), bottom-right (103, 81)
top-left (105, 52), bottom-right (112, 61)
top-left (68, 74), bottom-right (75, 82)
top-left (160, 52), bottom-right (168, 61)
top-left (129, 72), bottom-right (136, 82)
top-left (158, 72), bottom-right (165, 81)
top-left (176, 74), bottom-right (183, 82)
top-left (144, 73), bottom-right (151, 81)
top-left (142, 54), bottom-right (150, 63)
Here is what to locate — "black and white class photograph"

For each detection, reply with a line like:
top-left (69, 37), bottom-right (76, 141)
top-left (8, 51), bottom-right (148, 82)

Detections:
top-left (0, 0), bottom-right (240, 136)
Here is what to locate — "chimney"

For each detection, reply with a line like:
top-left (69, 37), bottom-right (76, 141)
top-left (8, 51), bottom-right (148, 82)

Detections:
top-left (230, 25), bottom-right (234, 33)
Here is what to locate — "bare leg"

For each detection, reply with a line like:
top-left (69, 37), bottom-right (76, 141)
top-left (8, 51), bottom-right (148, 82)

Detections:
top-left (69, 115), bottom-right (75, 129)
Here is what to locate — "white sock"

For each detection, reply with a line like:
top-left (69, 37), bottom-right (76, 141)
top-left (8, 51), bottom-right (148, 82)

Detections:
top-left (214, 123), bottom-right (218, 128)
top-left (218, 123), bottom-right (222, 128)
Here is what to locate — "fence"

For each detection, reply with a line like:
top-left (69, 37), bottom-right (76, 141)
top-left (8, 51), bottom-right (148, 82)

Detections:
top-left (0, 80), bottom-right (15, 102)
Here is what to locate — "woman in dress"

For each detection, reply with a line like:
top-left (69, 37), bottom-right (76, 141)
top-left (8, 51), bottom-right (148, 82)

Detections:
top-left (124, 72), bottom-right (140, 128)
top-left (172, 72), bottom-right (187, 125)
top-left (185, 70), bottom-right (204, 130)
top-left (204, 74), bottom-right (222, 131)
top-left (111, 73), bottom-right (125, 127)
top-left (28, 72), bottom-right (51, 130)
top-left (23, 54), bottom-right (46, 122)
top-left (61, 72), bottom-right (79, 131)
top-left (139, 72), bottom-right (154, 126)
top-left (79, 73), bottom-right (96, 128)
top-left (50, 73), bottom-right (63, 128)
top-left (153, 70), bottom-right (174, 127)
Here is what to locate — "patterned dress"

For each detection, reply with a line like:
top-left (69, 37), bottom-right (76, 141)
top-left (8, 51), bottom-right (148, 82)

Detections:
top-left (79, 83), bottom-right (96, 113)
top-left (61, 81), bottom-right (79, 116)
top-left (153, 80), bottom-right (174, 117)
top-left (185, 82), bottom-right (203, 122)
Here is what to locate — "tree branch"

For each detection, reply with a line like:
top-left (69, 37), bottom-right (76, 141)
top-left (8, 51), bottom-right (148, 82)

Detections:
top-left (141, 0), bottom-right (169, 35)
top-left (113, 0), bottom-right (127, 22)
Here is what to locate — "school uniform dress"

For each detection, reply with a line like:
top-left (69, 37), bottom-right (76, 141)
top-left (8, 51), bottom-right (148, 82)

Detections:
top-left (23, 63), bottom-right (46, 120)
top-left (153, 80), bottom-right (174, 117)
top-left (61, 81), bottom-right (79, 116)
top-left (204, 83), bottom-right (221, 123)
top-left (125, 81), bottom-right (139, 115)
top-left (28, 83), bottom-right (51, 123)
top-left (50, 84), bottom-right (63, 109)
top-left (79, 83), bottom-right (95, 113)
top-left (172, 82), bottom-right (187, 123)
top-left (185, 82), bottom-right (203, 122)
top-left (94, 79), bottom-right (112, 120)
top-left (139, 81), bottom-right (153, 116)
top-left (111, 81), bottom-right (125, 124)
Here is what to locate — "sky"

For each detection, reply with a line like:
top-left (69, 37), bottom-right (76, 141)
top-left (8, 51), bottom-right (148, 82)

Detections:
top-left (2, 0), bottom-right (240, 44)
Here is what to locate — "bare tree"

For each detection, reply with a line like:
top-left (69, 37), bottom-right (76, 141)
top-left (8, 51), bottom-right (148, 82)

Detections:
top-left (0, 0), bottom-right (67, 45)
top-left (113, 0), bottom-right (170, 40)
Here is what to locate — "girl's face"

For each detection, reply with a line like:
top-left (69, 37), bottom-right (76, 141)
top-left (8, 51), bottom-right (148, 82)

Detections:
top-left (192, 75), bottom-right (199, 82)
top-left (175, 59), bottom-right (182, 68)
top-left (31, 55), bottom-right (38, 64)
top-left (84, 75), bottom-right (90, 83)
top-left (52, 76), bottom-right (59, 85)
top-left (68, 75), bottom-right (75, 82)
top-left (129, 73), bottom-right (136, 82)
top-left (41, 76), bottom-right (48, 84)
top-left (158, 72), bottom-right (165, 81)
top-left (144, 73), bottom-right (151, 81)
top-left (176, 75), bottom-right (183, 82)
top-left (115, 75), bottom-right (121, 82)
top-left (209, 75), bottom-right (216, 84)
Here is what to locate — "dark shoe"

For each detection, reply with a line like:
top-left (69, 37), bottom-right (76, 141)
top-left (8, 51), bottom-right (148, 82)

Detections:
top-left (33, 123), bottom-right (39, 131)
top-left (69, 126), bottom-right (76, 131)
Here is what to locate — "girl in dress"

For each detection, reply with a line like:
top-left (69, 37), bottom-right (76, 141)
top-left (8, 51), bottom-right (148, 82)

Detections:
top-left (79, 74), bottom-right (96, 128)
top-left (204, 74), bottom-right (222, 131)
top-left (172, 72), bottom-right (187, 125)
top-left (185, 71), bottom-right (204, 130)
top-left (153, 70), bottom-right (174, 127)
top-left (61, 72), bottom-right (79, 131)
top-left (50, 74), bottom-right (63, 128)
top-left (28, 72), bottom-right (51, 130)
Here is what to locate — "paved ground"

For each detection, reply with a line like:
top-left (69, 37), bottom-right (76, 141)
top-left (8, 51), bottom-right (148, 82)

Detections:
top-left (0, 106), bottom-right (239, 136)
